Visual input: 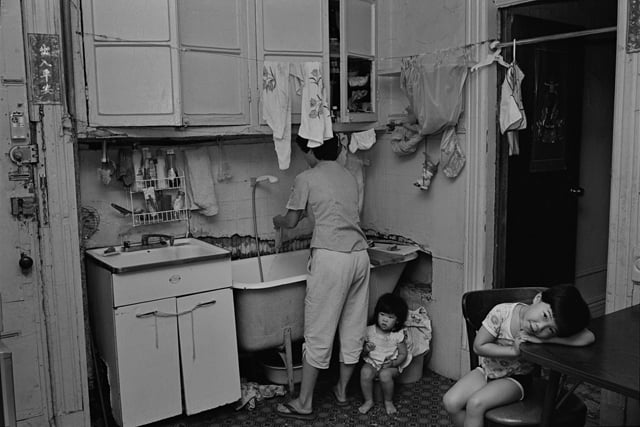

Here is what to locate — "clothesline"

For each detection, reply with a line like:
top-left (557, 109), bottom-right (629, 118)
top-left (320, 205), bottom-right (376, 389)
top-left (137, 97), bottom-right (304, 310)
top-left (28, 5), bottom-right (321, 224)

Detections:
top-left (84, 31), bottom-right (495, 64)
top-left (378, 38), bottom-right (495, 61)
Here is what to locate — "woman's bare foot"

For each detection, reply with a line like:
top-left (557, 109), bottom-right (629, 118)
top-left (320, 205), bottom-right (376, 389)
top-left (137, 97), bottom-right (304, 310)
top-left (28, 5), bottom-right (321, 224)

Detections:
top-left (384, 400), bottom-right (397, 415)
top-left (358, 400), bottom-right (374, 414)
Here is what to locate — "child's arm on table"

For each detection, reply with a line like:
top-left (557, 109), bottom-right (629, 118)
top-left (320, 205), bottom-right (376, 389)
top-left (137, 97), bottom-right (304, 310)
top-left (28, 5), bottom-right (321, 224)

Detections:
top-left (521, 328), bottom-right (595, 347)
top-left (474, 325), bottom-right (524, 358)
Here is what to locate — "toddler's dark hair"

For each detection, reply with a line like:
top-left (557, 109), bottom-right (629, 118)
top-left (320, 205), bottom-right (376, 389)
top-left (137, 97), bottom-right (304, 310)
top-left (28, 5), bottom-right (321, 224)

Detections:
top-left (295, 135), bottom-right (341, 160)
top-left (541, 285), bottom-right (590, 337)
top-left (373, 293), bottom-right (408, 332)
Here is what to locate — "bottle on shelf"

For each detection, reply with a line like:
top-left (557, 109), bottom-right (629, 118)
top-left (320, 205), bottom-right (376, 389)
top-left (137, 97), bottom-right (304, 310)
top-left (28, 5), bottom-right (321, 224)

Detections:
top-left (132, 149), bottom-right (143, 191)
top-left (166, 149), bottom-right (180, 188)
top-left (156, 149), bottom-right (167, 190)
top-left (173, 191), bottom-right (185, 211)
top-left (142, 147), bottom-right (157, 188)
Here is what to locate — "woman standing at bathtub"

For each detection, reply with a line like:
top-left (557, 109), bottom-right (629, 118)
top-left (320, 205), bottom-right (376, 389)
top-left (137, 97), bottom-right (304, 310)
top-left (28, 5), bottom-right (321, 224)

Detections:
top-left (273, 135), bottom-right (370, 421)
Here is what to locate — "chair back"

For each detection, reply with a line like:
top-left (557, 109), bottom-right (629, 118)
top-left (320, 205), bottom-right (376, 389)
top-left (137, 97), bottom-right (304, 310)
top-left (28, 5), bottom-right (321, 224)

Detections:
top-left (462, 287), bottom-right (547, 370)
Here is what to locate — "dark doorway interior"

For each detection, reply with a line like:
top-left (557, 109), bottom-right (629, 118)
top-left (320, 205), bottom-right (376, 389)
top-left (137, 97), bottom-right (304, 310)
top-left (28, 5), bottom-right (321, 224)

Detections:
top-left (495, 0), bottom-right (616, 304)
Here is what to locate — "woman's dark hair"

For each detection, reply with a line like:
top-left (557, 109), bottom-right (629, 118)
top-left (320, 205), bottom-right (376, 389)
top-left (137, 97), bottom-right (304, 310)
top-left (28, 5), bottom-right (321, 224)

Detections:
top-left (295, 135), bottom-right (341, 161)
top-left (541, 285), bottom-right (590, 337)
top-left (373, 293), bottom-right (408, 331)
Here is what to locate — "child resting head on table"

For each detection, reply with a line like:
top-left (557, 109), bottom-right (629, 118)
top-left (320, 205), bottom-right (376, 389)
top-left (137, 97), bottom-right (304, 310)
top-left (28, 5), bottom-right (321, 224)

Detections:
top-left (442, 285), bottom-right (594, 427)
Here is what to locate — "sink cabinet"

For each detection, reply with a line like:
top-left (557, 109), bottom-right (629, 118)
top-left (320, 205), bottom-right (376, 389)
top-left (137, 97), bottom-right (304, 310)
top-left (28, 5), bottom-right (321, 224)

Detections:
top-left (85, 245), bottom-right (240, 427)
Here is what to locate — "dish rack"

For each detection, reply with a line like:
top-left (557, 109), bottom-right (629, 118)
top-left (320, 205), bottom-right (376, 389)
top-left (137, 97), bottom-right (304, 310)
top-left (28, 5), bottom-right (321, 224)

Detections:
top-left (128, 172), bottom-right (189, 227)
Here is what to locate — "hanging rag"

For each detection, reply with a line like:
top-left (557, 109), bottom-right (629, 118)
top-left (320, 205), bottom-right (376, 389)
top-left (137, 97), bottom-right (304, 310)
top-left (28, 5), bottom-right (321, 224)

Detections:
top-left (400, 53), bottom-right (468, 179)
top-left (400, 54), bottom-right (469, 136)
top-left (262, 61), bottom-right (296, 169)
top-left (414, 151), bottom-right (438, 191)
top-left (297, 62), bottom-right (333, 147)
top-left (390, 121), bottom-right (423, 156)
top-left (116, 148), bottom-right (134, 188)
top-left (348, 128), bottom-right (376, 153)
top-left (499, 63), bottom-right (527, 156)
top-left (440, 127), bottom-right (466, 178)
top-left (182, 147), bottom-right (219, 216)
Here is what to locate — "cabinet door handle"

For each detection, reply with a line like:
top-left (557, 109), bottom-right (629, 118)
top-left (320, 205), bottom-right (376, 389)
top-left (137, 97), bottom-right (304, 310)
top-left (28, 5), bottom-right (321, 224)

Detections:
top-left (194, 299), bottom-right (216, 310)
top-left (134, 299), bottom-right (217, 320)
top-left (136, 309), bottom-right (178, 318)
top-left (136, 310), bottom-right (159, 318)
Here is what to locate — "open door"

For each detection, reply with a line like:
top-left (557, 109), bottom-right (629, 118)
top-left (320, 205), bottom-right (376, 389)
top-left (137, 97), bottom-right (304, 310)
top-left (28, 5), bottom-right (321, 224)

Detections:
top-left (496, 6), bottom-right (614, 300)
top-left (499, 15), bottom-right (584, 286)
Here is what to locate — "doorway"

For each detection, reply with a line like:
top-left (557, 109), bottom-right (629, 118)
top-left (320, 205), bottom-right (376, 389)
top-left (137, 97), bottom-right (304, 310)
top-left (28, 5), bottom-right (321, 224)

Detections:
top-left (495, 1), bottom-right (616, 314)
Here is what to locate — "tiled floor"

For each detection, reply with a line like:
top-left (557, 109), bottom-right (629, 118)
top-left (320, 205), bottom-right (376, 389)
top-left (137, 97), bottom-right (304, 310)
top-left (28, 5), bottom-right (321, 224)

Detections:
top-left (91, 360), bottom-right (601, 426)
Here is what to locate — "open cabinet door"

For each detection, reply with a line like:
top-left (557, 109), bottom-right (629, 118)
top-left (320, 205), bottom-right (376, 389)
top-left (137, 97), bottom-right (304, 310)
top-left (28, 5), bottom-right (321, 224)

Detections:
top-left (256, 0), bottom-right (329, 125)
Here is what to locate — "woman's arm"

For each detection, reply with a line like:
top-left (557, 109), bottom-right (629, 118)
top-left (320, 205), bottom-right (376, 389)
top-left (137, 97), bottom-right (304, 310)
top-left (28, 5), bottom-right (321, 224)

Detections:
top-left (273, 209), bottom-right (304, 229)
top-left (474, 326), bottom-right (521, 358)
top-left (522, 328), bottom-right (595, 347)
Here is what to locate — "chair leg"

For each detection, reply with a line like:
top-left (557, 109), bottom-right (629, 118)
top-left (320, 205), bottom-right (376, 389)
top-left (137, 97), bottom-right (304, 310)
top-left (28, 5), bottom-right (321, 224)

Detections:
top-left (556, 381), bottom-right (581, 410)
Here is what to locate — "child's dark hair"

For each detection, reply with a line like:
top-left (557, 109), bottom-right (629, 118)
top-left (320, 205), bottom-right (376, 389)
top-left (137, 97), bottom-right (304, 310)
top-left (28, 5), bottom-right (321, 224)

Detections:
top-left (373, 293), bottom-right (408, 331)
top-left (541, 285), bottom-right (590, 337)
top-left (295, 135), bottom-right (341, 160)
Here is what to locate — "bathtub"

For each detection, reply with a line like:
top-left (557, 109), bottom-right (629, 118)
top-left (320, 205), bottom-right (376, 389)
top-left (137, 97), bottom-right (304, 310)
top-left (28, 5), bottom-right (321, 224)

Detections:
top-left (231, 244), bottom-right (419, 353)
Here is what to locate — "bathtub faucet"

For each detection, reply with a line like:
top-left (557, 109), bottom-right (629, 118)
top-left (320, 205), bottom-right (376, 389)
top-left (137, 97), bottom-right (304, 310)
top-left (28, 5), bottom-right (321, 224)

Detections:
top-left (251, 174), bottom-right (279, 282)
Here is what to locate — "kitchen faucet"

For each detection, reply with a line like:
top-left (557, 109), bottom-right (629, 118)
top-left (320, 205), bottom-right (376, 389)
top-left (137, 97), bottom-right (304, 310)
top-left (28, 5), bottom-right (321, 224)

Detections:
top-left (140, 233), bottom-right (175, 247)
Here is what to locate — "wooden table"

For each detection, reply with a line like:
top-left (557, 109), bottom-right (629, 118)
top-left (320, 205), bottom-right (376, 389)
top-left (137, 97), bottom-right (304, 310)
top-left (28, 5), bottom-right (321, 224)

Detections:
top-left (520, 304), bottom-right (640, 426)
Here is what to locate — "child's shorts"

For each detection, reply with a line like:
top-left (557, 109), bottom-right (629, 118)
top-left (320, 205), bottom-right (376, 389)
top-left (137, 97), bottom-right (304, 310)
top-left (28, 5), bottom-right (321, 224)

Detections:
top-left (476, 367), bottom-right (533, 400)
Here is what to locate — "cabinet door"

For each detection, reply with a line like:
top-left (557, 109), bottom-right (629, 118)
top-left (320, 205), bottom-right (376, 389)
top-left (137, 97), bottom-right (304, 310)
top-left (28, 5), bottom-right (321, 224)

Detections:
top-left (178, 0), bottom-right (254, 126)
top-left (114, 298), bottom-right (182, 427)
top-left (256, 0), bottom-right (329, 124)
top-left (178, 288), bottom-right (241, 415)
top-left (82, 0), bottom-right (182, 126)
top-left (341, 0), bottom-right (377, 123)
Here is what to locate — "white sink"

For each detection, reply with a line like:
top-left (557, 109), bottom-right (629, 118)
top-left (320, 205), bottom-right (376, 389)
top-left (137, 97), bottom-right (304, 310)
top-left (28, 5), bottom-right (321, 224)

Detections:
top-left (85, 238), bottom-right (230, 273)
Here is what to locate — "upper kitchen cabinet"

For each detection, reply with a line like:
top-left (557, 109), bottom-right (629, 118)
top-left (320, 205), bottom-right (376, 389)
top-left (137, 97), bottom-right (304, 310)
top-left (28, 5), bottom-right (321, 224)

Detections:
top-left (81, 0), bottom-right (182, 127)
top-left (80, 0), bottom-right (252, 128)
top-left (178, 1), bottom-right (253, 127)
top-left (330, 0), bottom-right (377, 124)
top-left (77, 0), bottom-right (375, 132)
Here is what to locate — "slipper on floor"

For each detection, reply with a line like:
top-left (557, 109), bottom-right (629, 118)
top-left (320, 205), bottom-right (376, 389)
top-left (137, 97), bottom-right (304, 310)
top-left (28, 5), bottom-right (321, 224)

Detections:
top-left (276, 402), bottom-right (316, 420)
top-left (331, 389), bottom-right (349, 407)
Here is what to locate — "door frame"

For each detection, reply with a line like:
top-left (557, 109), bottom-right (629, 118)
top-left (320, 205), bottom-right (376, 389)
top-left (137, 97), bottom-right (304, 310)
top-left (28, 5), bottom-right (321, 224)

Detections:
top-left (464, 0), bottom-right (637, 306)
top-left (494, 14), bottom-right (587, 289)
top-left (20, 0), bottom-right (91, 424)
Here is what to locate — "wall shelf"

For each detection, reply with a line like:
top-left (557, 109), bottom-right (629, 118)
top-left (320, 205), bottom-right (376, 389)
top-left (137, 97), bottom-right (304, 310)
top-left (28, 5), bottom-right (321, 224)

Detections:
top-left (129, 173), bottom-right (187, 227)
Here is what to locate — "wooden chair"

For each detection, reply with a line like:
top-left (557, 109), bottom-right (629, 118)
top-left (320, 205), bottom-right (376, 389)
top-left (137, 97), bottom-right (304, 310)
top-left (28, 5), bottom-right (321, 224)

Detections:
top-left (462, 287), bottom-right (587, 427)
